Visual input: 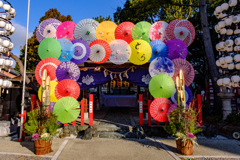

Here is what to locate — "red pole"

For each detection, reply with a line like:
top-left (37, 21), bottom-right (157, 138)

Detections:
top-left (89, 94), bottom-right (94, 126)
top-left (156, 122), bottom-right (160, 126)
top-left (22, 110), bottom-right (27, 140)
top-left (30, 95), bottom-right (36, 111)
top-left (139, 94), bottom-right (143, 125)
top-left (64, 123), bottom-right (68, 126)
top-left (197, 94), bottom-right (202, 126)
top-left (81, 99), bottom-right (85, 126)
top-left (72, 120), bottom-right (76, 126)
top-left (148, 99), bottom-right (151, 126)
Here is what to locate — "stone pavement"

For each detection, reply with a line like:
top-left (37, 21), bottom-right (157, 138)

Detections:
top-left (0, 136), bottom-right (240, 160)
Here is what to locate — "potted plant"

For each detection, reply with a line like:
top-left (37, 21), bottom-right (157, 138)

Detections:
top-left (24, 69), bottom-right (60, 155)
top-left (164, 70), bottom-right (202, 155)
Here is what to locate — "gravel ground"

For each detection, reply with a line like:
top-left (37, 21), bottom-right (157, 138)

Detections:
top-left (98, 108), bottom-right (132, 126)
top-left (181, 158), bottom-right (240, 160)
top-left (0, 154), bottom-right (51, 160)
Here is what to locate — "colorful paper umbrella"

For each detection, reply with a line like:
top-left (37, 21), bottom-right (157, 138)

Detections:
top-left (56, 21), bottom-right (77, 41)
top-left (36, 18), bottom-right (61, 43)
top-left (150, 98), bottom-right (172, 122)
top-left (149, 74), bottom-right (175, 98)
top-left (172, 58), bottom-right (195, 87)
top-left (129, 40), bottom-right (152, 65)
top-left (96, 21), bottom-right (117, 44)
top-left (35, 58), bottom-right (61, 85)
top-left (165, 19), bottom-right (195, 46)
top-left (57, 38), bottom-right (74, 62)
top-left (56, 61), bottom-right (80, 81)
top-left (89, 39), bottom-right (112, 64)
top-left (149, 40), bottom-right (169, 62)
top-left (74, 19), bottom-right (99, 44)
top-left (166, 39), bottom-right (188, 60)
top-left (55, 79), bottom-right (80, 100)
top-left (38, 38), bottom-right (61, 60)
top-left (53, 97), bottom-right (80, 123)
top-left (109, 39), bottom-right (131, 65)
top-left (149, 57), bottom-right (175, 77)
top-left (149, 21), bottom-right (168, 42)
top-left (132, 21), bottom-right (151, 43)
top-left (167, 103), bottom-right (189, 121)
top-left (71, 39), bottom-right (90, 64)
top-left (170, 85), bottom-right (193, 105)
top-left (115, 21), bottom-right (134, 44)
top-left (38, 81), bottom-right (58, 102)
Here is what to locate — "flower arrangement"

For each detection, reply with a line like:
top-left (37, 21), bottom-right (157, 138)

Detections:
top-left (164, 70), bottom-right (202, 148)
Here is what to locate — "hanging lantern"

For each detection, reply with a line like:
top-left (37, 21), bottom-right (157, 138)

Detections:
top-left (3, 4), bottom-right (11, 11)
top-left (231, 75), bottom-right (240, 82)
top-left (229, 0), bottom-right (238, 7)
top-left (225, 17), bottom-right (233, 26)
top-left (234, 54), bottom-right (240, 62)
top-left (225, 39), bottom-right (234, 46)
top-left (221, 63), bottom-right (228, 68)
top-left (236, 63), bottom-right (240, 70)
top-left (232, 15), bottom-right (240, 24)
top-left (235, 38), bottom-right (240, 45)
top-left (218, 21), bottom-right (226, 28)
top-left (226, 29), bottom-right (233, 35)
top-left (219, 57), bottom-right (226, 64)
top-left (215, 6), bottom-right (222, 14)
top-left (220, 28), bottom-right (226, 35)
top-left (216, 60), bottom-right (221, 67)
top-left (234, 29), bottom-right (240, 34)
top-left (217, 79), bottom-right (223, 86)
top-left (225, 56), bottom-right (233, 63)
top-left (226, 46), bottom-right (233, 52)
top-left (221, 3), bottom-right (229, 11)
top-left (223, 78), bottom-right (230, 86)
top-left (228, 63), bottom-right (235, 70)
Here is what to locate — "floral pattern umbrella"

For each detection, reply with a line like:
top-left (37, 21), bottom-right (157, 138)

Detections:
top-left (149, 57), bottom-right (175, 77)
top-left (149, 21), bottom-right (168, 42)
top-left (132, 21), bottom-right (151, 43)
top-left (56, 61), bottom-right (80, 81)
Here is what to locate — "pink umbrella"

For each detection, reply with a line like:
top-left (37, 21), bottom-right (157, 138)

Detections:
top-left (165, 19), bottom-right (195, 47)
top-left (56, 21), bottom-right (77, 41)
top-left (166, 39), bottom-right (188, 60)
top-left (172, 58), bottom-right (195, 87)
top-left (149, 21), bottom-right (168, 43)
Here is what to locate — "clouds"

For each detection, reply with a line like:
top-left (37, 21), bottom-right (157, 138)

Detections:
top-left (9, 20), bottom-right (33, 57)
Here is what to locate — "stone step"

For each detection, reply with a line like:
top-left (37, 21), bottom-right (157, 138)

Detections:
top-left (97, 125), bottom-right (131, 132)
top-left (93, 131), bottom-right (126, 139)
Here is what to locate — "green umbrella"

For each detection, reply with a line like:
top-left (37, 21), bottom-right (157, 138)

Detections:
top-left (132, 21), bottom-right (152, 43)
top-left (149, 74), bottom-right (175, 99)
top-left (53, 97), bottom-right (80, 123)
top-left (38, 38), bottom-right (62, 60)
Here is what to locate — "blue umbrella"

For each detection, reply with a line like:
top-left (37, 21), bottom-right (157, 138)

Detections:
top-left (57, 38), bottom-right (74, 62)
top-left (149, 40), bottom-right (168, 62)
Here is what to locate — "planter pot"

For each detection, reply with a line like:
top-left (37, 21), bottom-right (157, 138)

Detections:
top-left (176, 139), bottom-right (193, 155)
top-left (34, 139), bottom-right (53, 155)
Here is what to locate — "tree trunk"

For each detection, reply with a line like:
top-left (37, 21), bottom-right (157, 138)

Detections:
top-left (8, 52), bottom-right (38, 93)
top-left (199, 0), bottom-right (222, 114)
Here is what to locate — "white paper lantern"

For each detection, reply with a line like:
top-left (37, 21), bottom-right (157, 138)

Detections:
top-left (223, 78), bottom-right (231, 86)
top-left (10, 26), bottom-right (15, 33)
top-left (225, 56), bottom-right (233, 63)
top-left (0, 21), bottom-right (6, 28)
top-left (215, 25), bottom-right (220, 33)
top-left (216, 6), bottom-right (222, 13)
top-left (218, 42), bottom-right (225, 49)
top-left (0, 79), bottom-right (3, 87)
top-left (0, 1), bottom-right (3, 8)
top-left (228, 63), bottom-right (235, 70)
top-left (217, 79), bottom-right (223, 86)
top-left (2, 40), bottom-right (10, 48)
top-left (2, 80), bottom-right (9, 88)
top-left (8, 42), bottom-right (13, 50)
top-left (234, 54), bottom-right (240, 62)
top-left (216, 43), bottom-right (221, 51)
top-left (214, 11), bottom-right (219, 16)
top-left (220, 28), bottom-right (227, 35)
top-left (221, 63), bottom-right (228, 68)
top-left (227, 29), bottom-right (233, 35)
top-left (235, 38), bottom-right (240, 45)
top-left (9, 8), bottom-right (16, 15)
top-left (218, 21), bottom-right (226, 28)
top-left (225, 18), bottom-right (233, 26)
top-left (5, 23), bottom-right (12, 31)
top-left (233, 15), bottom-right (240, 23)
top-left (8, 81), bottom-right (12, 88)
top-left (216, 60), bottom-right (221, 66)
top-left (219, 57), bottom-right (226, 64)
top-left (1, 14), bottom-right (6, 19)
top-left (234, 29), bottom-right (240, 34)
top-left (3, 48), bottom-right (8, 54)
top-left (221, 3), bottom-right (229, 11)
top-left (231, 75), bottom-right (240, 82)
top-left (226, 46), bottom-right (233, 52)
top-left (0, 30), bottom-right (6, 36)
top-left (229, 0), bottom-right (238, 7)
top-left (236, 63), bottom-right (240, 69)
top-left (9, 60), bottom-right (13, 67)
top-left (0, 58), bottom-right (5, 66)
top-left (3, 4), bottom-right (11, 11)
top-left (225, 39), bottom-right (234, 46)
top-left (4, 59), bottom-right (11, 66)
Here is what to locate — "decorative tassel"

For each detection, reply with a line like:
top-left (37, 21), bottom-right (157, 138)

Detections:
top-left (94, 68), bottom-right (97, 72)
top-left (119, 73), bottom-right (122, 81)
top-left (114, 73), bottom-right (117, 79)
top-left (106, 71), bottom-right (108, 76)
top-left (110, 73), bottom-right (113, 80)
top-left (98, 67), bottom-right (101, 72)
top-left (104, 70), bottom-right (107, 77)
top-left (131, 67), bottom-right (134, 72)
top-left (125, 72), bottom-right (129, 79)
top-left (123, 72), bottom-right (126, 77)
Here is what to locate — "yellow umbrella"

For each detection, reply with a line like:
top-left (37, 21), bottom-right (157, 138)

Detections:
top-left (96, 21), bottom-right (117, 44)
top-left (129, 40), bottom-right (152, 65)
top-left (38, 81), bottom-right (58, 102)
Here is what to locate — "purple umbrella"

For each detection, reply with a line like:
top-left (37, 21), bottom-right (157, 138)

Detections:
top-left (71, 39), bottom-right (90, 64)
top-left (56, 61), bottom-right (80, 81)
top-left (166, 39), bottom-right (188, 60)
top-left (169, 85), bottom-right (193, 105)
top-left (36, 18), bottom-right (61, 43)
top-left (50, 102), bottom-right (55, 112)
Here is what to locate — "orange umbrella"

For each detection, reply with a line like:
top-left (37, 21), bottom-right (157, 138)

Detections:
top-left (96, 21), bottom-right (117, 44)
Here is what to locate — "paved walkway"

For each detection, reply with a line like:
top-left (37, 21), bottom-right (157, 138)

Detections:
top-left (0, 137), bottom-right (240, 160)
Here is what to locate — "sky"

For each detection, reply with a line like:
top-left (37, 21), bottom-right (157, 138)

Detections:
top-left (9, 0), bottom-right (125, 58)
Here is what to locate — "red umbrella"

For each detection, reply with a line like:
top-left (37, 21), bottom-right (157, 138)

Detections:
top-left (55, 79), bottom-right (80, 100)
top-left (35, 58), bottom-right (61, 85)
top-left (172, 58), bottom-right (195, 87)
top-left (115, 21), bottom-right (134, 44)
top-left (89, 39), bottom-right (112, 64)
top-left (150, 98), bottom-right (172, 122)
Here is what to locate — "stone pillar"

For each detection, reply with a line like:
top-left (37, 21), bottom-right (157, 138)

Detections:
top-left (217, 91), bottom-right (235, 120)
